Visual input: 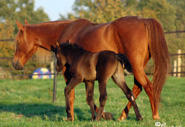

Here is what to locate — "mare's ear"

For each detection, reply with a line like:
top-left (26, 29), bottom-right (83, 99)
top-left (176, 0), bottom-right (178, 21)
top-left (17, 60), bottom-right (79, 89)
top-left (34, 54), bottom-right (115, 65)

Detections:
top-left (25, 19), bottom-right (29, 25)
top-left (16, 20), bottom-right (24, 30)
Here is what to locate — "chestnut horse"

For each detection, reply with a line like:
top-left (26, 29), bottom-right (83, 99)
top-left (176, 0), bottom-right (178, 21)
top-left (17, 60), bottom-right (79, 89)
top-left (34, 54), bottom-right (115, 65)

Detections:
top-left (55, 42), bottom-right (142, 121)
top-left (12, 16), bottom-right (170, 120)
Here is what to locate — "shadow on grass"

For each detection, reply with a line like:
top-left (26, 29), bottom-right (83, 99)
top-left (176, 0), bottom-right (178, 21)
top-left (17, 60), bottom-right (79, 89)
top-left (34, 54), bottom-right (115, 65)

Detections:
top-left (0, 103), bottom-right (139, 121)
top-left (0, 103), bottom-right (88, 121)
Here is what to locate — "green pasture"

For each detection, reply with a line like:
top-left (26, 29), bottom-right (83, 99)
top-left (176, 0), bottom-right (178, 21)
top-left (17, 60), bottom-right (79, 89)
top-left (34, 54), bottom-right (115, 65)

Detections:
top-left (0, 76), bottom-right (184, 127)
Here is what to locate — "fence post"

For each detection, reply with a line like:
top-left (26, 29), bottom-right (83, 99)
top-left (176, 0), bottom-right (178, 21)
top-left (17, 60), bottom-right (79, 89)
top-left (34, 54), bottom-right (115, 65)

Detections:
top-left (173, 60), bottom-right (177, 77)
top-left (50, 61), bottom-right (54, 79)
top-left (52, 57), bottom-right (57, 103)
top-left (177, 49), bottom-right (181, 78)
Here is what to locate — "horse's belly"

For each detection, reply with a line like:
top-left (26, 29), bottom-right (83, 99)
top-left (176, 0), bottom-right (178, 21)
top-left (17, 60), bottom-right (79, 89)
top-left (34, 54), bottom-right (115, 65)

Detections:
top-left (83, 70), bottom-right (96, 81)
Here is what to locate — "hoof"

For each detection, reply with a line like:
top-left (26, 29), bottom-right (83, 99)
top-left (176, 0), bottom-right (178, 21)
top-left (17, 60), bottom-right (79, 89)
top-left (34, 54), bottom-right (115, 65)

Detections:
top-left (102, 112), bottom-right (114, 120)
top-left (153, 115), bottom-right (160, 120)
top-left (67, 117), bottom-right (74, 121)
top-left (118, 112), bottom-right (127, 121)
top-left (137, 116), bottom-right (143, 121)
top-left (91, 116), bottom-right (95, 121)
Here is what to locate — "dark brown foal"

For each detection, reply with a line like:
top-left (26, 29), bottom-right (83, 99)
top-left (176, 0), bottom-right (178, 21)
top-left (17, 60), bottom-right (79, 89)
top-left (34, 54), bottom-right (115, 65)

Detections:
top-left (55, 42), bottom-right (142, 121)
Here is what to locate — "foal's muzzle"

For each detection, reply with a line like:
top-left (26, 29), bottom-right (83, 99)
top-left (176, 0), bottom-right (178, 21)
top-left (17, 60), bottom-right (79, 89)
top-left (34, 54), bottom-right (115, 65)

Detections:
top-left (56, 65), bottom-right (63, 72)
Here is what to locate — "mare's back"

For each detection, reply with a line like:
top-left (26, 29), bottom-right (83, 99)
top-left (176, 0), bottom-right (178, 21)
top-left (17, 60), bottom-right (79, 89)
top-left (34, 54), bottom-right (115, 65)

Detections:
top-left (61, 19), bottom-right (115, 52)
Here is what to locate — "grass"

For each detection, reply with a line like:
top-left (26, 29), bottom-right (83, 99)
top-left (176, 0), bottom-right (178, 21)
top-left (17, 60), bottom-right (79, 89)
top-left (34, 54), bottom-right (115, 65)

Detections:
top-left (0, 76), bottom-right (184, 127)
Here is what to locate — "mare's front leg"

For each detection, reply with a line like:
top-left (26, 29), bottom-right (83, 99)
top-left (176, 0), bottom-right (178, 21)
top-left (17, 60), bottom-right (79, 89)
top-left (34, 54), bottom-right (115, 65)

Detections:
top-left (85, 82), bottom-right (96, 120)
top-left (64, 77), bottom-right (81, 121)
top-left (95, 80), bottom-right (108, 121)
top-left (62, 65), bottom-right (75, 121)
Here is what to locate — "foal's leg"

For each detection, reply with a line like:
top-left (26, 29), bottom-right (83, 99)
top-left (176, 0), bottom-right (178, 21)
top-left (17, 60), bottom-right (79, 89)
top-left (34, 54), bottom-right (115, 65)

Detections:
top-left (85, 82), bottom-right (96, 120)
top-left (85, 82), bottom-right (113, 120)
top-left (64, 77), bottom-right (81, 121)
top-left (95, 80), bottom-right (108, 121)
top-left (113, 80), bottom-right (143, 120)
top-left (118, 77), bottom-right (142, 120)
top-left (112, 65), bottom-right (143, 121)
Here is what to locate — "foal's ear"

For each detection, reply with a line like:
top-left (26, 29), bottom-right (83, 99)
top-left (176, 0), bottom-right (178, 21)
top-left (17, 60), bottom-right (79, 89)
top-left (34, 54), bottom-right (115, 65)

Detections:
top-left (16, 20), bottom-right (24, 30)
top-left (25, 19), bottom-right (29, 25)
top-left (56, 41), bottom-right (60, 50)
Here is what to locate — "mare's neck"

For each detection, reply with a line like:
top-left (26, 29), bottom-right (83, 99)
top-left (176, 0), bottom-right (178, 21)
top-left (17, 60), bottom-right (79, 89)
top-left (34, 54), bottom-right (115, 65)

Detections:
top-left (26, 21), bottom-right (71, 51)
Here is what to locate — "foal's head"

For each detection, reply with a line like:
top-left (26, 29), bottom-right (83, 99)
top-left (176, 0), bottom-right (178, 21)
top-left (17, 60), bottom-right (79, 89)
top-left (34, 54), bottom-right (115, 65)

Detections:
top-left (55, 41), bottom-right (67, 72)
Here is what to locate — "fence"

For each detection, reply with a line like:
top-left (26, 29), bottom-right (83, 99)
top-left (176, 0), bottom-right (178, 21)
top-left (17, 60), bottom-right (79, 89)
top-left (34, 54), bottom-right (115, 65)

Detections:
top-left (0, 52), bottom-right (184, 77)
top-left (0, 30), bottom-right (184, 102)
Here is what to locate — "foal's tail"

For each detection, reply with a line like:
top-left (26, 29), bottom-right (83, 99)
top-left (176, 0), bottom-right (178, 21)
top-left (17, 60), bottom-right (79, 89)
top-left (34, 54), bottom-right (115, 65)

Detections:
top-left (115, 54), bottom-right (132, 72)
top-left (145, 18), bottom-right (170, 108)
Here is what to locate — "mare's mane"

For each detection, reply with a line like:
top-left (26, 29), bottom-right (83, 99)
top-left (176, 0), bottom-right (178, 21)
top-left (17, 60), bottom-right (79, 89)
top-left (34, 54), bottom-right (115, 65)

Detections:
top-left (25, 20), bottom-right (72, 27)
top-left (24, 21), bottom-right (73, 63)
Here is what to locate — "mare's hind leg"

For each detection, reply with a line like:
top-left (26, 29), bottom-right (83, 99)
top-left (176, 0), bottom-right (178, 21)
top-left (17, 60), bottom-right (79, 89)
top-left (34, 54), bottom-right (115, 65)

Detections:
top-left (112, 64), bottom-right (143, 121)
top-left (122, 67), bottom-right (159, 120)
top-left (95, 80), bottom-right (108, 121)
top-left (85, 82), bottom-right (96, 120)
top-left (119, 52), bottom-right (160, 120)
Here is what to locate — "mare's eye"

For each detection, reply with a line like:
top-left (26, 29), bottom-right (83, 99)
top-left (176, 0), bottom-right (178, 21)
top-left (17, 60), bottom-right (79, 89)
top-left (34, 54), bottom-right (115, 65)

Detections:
top-left (16, 41), bottom-right (20, 45)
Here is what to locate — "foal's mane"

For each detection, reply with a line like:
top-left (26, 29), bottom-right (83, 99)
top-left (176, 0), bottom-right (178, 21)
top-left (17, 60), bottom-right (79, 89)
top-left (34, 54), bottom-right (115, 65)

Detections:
top-left (61, 43), bottom-right (89, 53)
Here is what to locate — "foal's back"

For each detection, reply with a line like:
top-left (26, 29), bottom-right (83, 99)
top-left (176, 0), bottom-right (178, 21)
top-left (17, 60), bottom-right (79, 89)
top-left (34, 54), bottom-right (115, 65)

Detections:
top-left (74, 50), bottom-right (118, 82)
top-left (72, 52), bottom-right (99, 81)
top-left (96, 51), bottom-right (118, 80)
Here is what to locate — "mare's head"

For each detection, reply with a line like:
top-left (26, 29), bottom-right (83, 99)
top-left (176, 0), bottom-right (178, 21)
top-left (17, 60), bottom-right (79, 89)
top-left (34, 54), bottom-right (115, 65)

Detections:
top-left (12, 20), bottom-right (38, 70)
top-left (55, 42), bottom-right (67, 72)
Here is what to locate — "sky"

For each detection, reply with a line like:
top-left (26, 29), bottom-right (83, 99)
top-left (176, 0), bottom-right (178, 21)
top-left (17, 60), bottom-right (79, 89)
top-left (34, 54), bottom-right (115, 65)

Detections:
top-left (34, 0), bottom-right (75, 21)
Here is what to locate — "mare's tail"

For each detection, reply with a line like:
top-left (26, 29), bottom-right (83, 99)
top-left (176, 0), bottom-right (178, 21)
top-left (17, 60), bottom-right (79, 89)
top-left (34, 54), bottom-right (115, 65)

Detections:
top-left (115, 54), bottom-right (132, 72)
top-left (145, 18), bottom-right (170, 108)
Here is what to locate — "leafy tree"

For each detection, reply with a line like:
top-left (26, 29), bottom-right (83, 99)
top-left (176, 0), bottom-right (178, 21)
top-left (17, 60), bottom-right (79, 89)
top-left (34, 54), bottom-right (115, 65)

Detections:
top-left (0, 20), bottom-right (14, 57)
top-left (60, 0), bottom-right (137, 23)
top-left (137, 0), bottom-right (176, 31)
top-left (0, 0), bottom-right (49, 33)
top-left (60, 0), bottom-right (176, 31)
top-left (167, 0), bottom-right (185, 30)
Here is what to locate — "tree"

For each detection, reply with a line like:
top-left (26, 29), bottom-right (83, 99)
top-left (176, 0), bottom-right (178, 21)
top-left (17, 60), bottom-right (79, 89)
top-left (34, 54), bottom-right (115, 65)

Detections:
top-left (167, 0), bottom-right (185, 30)
top-left (0, 0), bottom-right (49, 33)
top-left (60, 0), bottom-right (176, 31)
top-left (0, 20), bottom-right (14, 57)
top-left (60, 0), bottom-right (138, 23)
top-left (137, 0), bottom-right (176, 31)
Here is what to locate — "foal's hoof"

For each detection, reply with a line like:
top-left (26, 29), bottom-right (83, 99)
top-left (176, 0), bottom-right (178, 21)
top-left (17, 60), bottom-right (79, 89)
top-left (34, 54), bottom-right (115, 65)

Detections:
top-left (102, 112), bottom-right (114, 120)
top-left (137, 116), bottom-right (143, 121)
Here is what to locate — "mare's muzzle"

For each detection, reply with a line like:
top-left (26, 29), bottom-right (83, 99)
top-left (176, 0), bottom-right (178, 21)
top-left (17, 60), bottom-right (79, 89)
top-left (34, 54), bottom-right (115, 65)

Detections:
top-left (12, 59), bottom-right (24, 70)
